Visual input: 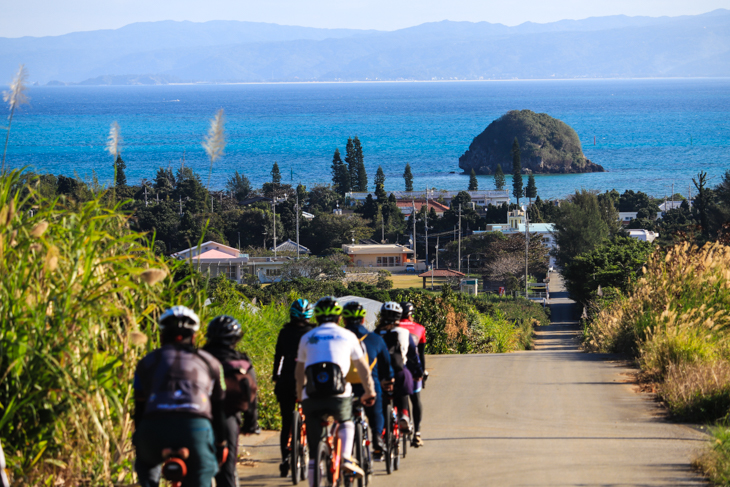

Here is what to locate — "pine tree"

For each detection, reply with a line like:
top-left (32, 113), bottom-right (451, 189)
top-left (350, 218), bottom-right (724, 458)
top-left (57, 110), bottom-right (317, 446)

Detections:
top-left (345, 138), bottom-right (357, 185)
top-left (271, 161), bottom-right (281, 186)
top-left (494, 164), bottom-right (506, 190)
top-left (468, 168), bottom-right (478, 191)
top-left (114, 155), bottom-right (127, 187)
top-left (375, 165), bottom-right (386, 188)
top-left (511, 138), bottom-right (523, 206)
top-left (526, 173), bottom-right (537, 205)
top-left (354, 136), bottom-right (367, 191)
top-left (330, 148), bottom-right (350, 196)
top-left (403, 163), bottom-right (414, 192)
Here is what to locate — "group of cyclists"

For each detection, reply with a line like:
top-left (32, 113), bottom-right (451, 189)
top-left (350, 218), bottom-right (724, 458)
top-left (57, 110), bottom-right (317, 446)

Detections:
top-left (132, 296), bottom-right (428, 487)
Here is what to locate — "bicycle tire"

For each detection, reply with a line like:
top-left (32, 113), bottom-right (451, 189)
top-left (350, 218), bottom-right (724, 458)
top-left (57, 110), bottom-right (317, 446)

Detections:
top-left (402, 430), bottom-right (408, 459)
top-left (314, 440), bottom-right (333, 487)
top-left (291, 410), bottom-right (301, 485)
top-left (354, 421), bottom-right (364, 487)
top-left (300, 430), bottom-right (309, 481)
top-left (384, 403), bottom-right (393, 475)
top-left (392, 411), bottom-right (400, 471)
top-left (361, 421), bottom-right (372, 486)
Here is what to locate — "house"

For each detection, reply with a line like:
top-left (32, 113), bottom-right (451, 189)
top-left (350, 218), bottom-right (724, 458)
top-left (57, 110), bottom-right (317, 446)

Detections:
top-left (271, 239), bottom-right (311, 255)
top-left (301, 211), bottom-right (315, 221)
top-left (618, 212), bottom-right (638, 224)
top-left (659, 200), bottom-right (690, 216)
top-left (474, 210), bottom-right (557, 268)
top-left (627, 229), bottom-right (659, 243)
top-left (247, 256), bottom-right (293, 283)
top-left (342, 243), bottom-right (419, 271)
top-left (396, 199), bottom-right (450, 217)
top-left (239, 195), bottom-right (273, 206)
top-left (347, 190), bottom-right (510, 209)
top-left (171, 241), bottom-right (249, 283)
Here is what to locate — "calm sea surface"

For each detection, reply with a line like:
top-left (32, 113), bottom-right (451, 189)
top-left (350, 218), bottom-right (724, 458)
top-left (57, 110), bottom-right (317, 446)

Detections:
top-left (5, 79), bottom-right (730, 200)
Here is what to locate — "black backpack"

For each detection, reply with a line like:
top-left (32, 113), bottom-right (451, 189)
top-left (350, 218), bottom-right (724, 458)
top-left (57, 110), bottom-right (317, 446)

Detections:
top-left (305, 362), bottom-right (346, 398)
top-left (380, 330), bottom-right (405, 373)
top-left (222, 359), bottom-right (258, 416)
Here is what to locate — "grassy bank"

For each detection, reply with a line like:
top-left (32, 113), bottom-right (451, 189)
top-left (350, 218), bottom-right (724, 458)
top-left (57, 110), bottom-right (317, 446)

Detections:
top-left (582, 242), bottom-right (730, 484)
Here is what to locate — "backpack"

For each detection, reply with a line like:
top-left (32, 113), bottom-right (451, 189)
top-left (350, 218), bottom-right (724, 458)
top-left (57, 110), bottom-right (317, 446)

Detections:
top-left (345, 336), bottom-right (370, 384)
top-left (305, 362), bottom-right (346, 398)
top-left (222, 359), bottom-right (258, 415)
top-left (380, 330), bottom-right (405, 373)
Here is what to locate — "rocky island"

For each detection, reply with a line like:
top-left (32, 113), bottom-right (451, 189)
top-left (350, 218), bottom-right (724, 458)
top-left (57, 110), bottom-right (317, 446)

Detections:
top-left (458, 110), bottom-right (605, 174)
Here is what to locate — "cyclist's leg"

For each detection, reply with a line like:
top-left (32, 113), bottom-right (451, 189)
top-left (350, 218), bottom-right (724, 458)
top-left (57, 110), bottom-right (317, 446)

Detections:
top-left (133, 418), bottom-right (163, 487)
top-left (409, 391), bottom-right (422, 433)
top-left (302, 398), bottom-right (328, 487)
top-left (365, 391), bottom-right (384, 453)
top-left (277, 394), bottom-right (296, 463)
top-left (180, 417), bottom-right (218, 487)
top-left (214, 413), bottom-right (240, 487)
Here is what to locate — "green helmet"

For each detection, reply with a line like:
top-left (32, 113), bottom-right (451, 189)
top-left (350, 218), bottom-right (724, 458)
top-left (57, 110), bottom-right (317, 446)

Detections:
top-left (313, 296), bottom-right (343, 324)
top-left (342, 301), bottom-right (366, 325)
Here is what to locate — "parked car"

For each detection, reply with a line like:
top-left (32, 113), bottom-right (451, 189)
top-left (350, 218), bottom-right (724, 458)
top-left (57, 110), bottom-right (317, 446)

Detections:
top-left (405, 263), bottom-right (416, 273)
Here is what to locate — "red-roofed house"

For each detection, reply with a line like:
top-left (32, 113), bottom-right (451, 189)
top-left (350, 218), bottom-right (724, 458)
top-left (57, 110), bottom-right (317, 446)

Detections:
top-left (172, 241), bottom-right (249, 283)
top-left (396, 199), bottom-right (450, 217)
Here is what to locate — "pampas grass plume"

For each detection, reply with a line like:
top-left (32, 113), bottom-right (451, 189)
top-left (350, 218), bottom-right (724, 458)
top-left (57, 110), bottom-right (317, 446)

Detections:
top-left (130, 331), bottom-right (148, 346)
top-left (202, 109), bottom-right (226, 190)
top-left (30, 220), bottom-right (48, 238)
top-left (140, 268), bottom-right (167, 285)
top-left (3, 64), bottom-right (29, 112)
top-left (107, 121), bottom-right (121, 160)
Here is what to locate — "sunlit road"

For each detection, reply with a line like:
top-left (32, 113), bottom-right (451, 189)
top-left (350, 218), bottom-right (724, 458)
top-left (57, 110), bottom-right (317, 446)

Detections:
top-left (239, 285), bottom-right (707, 486)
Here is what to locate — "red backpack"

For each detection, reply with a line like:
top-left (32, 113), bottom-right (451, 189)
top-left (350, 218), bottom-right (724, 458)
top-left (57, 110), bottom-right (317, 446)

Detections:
top-left (222, 359), bottom-right (258, 415)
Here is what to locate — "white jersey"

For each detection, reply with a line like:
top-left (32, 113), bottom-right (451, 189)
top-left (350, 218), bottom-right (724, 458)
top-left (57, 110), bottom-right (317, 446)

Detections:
top-left (391, 327), bottom-right (411, 365)
top-left (297, 323), bottom-right (365, 399)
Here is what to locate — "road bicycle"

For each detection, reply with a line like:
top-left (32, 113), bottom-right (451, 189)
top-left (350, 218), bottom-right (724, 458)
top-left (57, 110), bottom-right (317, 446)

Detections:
top-left (352, 398), bottom-right (373, 487)
top-left (290, 402), bottom-right (309, 485)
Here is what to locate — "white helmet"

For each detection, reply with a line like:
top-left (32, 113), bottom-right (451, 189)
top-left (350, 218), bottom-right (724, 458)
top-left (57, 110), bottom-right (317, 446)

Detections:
top-left (158, 306), bottom-right (200, 333)
top-left (380, 301), bottom-right (403, 325)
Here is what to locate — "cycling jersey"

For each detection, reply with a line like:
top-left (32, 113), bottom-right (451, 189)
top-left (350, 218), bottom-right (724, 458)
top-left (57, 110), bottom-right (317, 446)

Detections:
top-left (377, 327), bottom-right (411, 371)
top-left (296, 323), bottom-right (364, 399)
top-left (134, 344), bottom-right (225, 421)
top-left (272, 321), bottom-right (314, 398)
top-left (399, 319), bottom-right (426, 345)
top-left (345, 322), bottom-right (394, 388)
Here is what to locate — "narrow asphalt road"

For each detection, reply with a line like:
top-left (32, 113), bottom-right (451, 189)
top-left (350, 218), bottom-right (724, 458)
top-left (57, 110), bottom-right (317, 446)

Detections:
top-left (239, 285), bottom-right (708, 486)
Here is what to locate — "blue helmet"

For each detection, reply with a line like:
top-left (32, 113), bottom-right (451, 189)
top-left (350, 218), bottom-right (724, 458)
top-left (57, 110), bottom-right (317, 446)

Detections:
top-left (290, 299), bottom-right (314, 320)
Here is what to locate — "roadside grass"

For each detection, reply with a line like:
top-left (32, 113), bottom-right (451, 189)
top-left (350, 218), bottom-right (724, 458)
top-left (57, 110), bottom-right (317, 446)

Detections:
top-left (582, 242), bottom-right (730, 485)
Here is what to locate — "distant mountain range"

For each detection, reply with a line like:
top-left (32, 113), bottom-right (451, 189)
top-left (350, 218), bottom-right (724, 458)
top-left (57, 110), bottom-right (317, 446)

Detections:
top-left (2, 10), bottom-right (729, 84)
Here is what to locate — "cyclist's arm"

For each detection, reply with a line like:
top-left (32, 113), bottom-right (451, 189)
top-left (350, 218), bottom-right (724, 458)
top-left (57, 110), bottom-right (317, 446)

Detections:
top-left (377, 340), bottom-right (394, 381)
top-left (418, 343), bottom-right (426, 371)
top-left (272, 333), bottom-right (283, 382)
top-left (407, 335), bottom-right (424, 379)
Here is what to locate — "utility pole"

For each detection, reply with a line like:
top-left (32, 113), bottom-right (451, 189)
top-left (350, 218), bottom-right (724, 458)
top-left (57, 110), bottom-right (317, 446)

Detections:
top-left (424, 189), bottom-right (429, 266)
top-left (381, 212), bottom-right (385, 243)
top-left (238, 232), bottom-right (241, 251)
top-left (272, 199), bottom-right (278, 257)
top-left (144, 185), bottom-right (148, 207)
top-left (412, 197), bottom-right (417, 265)
top-left (156, 192), bottom-right (159, 204)
top-left (435, 236), bottom-right (439, 269)
top-left (458, 204), bottom-right (462, 273)
top-left (211, 195), bottom-right (214, 213)
top-left (525, 206), bottom-right (530, 298)
top-left (296, 191), bottom-right (300, 260)
top-left (179, 196), bottom-right (183, 216)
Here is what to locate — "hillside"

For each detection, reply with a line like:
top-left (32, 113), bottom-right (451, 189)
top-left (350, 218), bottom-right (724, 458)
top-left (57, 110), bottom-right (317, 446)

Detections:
top-left (458, 110), bottom-right (605, 174)
top-left (1, 10), bottom-right (729, 83)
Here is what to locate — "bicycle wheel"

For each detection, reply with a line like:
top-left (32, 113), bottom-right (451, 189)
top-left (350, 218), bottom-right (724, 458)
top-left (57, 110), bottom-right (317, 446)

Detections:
top-left (300, 428), bottom-right (309, 481)
top-left (353, 421), bottom-right (365, 487)
top-left (291, 410), bottom-right (301, 485)
top-left (384, 403), bottom-right (393, 475)
top-left (392, 413), bottom-right (400, 471)
top-left (314, 441), bottom-right (333, 487)
top-left (361, 422), bottom-right (372, 486)
top-left (402, 429), bottom-right (408, 459)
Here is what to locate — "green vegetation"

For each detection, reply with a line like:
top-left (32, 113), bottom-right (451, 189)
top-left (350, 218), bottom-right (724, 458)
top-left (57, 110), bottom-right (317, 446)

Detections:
top-left (0, 170), bottom-right (207, 485)
top-left (403, 163), bottom-right (414, 192)
top-left (468, 168), bottom-right (478, 191)
top-left (511, 137), bottom-right (523, 206)
top-left (494, 164), bottom-right (505, 190)
top-left (526, 174), bottom-right (537, 204)
top-left (458, 109), bottom-right (604, 175)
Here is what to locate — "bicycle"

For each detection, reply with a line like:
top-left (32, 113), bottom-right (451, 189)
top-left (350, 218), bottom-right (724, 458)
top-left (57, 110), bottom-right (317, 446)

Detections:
top-left (290, 402), bottom-right (309, 485)
top-left (352, 398), bottom-right (373, 487)
top-left (383, 398), bottom-right (400, 474)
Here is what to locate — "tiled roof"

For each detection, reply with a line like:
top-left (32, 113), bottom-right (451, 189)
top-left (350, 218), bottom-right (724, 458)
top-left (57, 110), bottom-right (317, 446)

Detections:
top-left (396, 199), bottom-right (450, 213)
top-left (418, 268), bottom-right (466, 277)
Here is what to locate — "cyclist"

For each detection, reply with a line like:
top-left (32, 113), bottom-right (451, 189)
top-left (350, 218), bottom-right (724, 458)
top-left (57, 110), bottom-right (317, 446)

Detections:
top-left (341, 301), bottom-right (394, 461)
top-left (273, 299), bottom-right (315, 477)
top-left (133, 306), bottom-right (228, 487)
top-left (375, 302), bottom-right (423, 435)
top-left (203, 315), bottom-right (259, 487)
top-left (295, 296), bottom-right (376, 483)
top-left (399, 302), bottom-right (427, 447)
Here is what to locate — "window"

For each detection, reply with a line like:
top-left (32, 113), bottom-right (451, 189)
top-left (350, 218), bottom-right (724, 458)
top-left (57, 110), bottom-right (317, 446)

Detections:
top-left (266, 268), bottom-right (282, 276)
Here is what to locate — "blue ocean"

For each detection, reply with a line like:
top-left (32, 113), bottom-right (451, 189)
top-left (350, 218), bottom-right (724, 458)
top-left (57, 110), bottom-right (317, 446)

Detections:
top-left (4, 79), bottom-right (730, 200)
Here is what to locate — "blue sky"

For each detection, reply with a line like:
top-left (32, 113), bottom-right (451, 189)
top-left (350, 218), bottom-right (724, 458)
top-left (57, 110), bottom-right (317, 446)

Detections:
top-left (2, 0), bottom-right (729, 37)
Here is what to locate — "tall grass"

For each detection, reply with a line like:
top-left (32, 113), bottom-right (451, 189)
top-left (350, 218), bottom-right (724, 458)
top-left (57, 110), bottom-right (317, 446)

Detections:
top-left (0, 170), bottom-right (207, 485)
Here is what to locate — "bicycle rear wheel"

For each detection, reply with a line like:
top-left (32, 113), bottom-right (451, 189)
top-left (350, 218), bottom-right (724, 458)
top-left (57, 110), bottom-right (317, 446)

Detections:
top-left (291, 410), bottom-right (301, 485)
top-left (354, 421), bottom-right (365, 487)
top-left (402, 429), bottom-right (408, 459)
top-left (384, 403), bottom-right (394, 475)
top-left (314, 441), bottom-right (333, 487)
top-left (392, 413), bottom-right (400, 471)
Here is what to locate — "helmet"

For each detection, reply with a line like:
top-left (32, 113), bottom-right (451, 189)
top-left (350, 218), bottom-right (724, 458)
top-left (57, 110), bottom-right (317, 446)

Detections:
top-left (342, 301), bottom-right (366, 325)
top-left (313, 296), bottom-right (343, 324)
top-left (158, 306), bottom-right (200, 335)
top-left (401, 301), bottom-right (415, 320)
top-left (206, 315), bottom-right (243, 344)
top-left (290, 299), bottom-right (314, 321)
top-left (379, 301), bottom-right (403, 326)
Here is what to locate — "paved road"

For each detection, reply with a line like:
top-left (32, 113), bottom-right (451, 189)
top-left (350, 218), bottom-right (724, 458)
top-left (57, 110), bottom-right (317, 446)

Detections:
top-left (239, 289), bottom-right (708, 486)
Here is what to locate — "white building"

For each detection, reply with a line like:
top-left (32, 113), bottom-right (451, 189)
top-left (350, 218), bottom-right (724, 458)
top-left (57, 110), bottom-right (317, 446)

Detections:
top-left (627, 229), bottom-right (659, 243)
top-left (473, 210), bottom-right (557, 268)
top-left (172, 241), bottom-right (249, 283)
top-left (347, 190), bottom-right (510, 209)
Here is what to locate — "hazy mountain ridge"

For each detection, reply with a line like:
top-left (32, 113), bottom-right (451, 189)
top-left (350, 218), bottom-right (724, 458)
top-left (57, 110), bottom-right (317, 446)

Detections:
top-left (2, 10), bottom-right (729, 84)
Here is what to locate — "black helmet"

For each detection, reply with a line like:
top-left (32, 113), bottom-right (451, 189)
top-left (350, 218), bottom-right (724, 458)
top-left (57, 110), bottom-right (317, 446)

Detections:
top-left (290, 299), bottom-right (314, 321)
top-left (401, 301), bottom-right (415, 320)
top-left (313, 296), bottom-right (343, 324)
top-left (342, 301), bottom-right (366, 325)
top-left (206, 315), bottom-right (243, 345)
top-left (379, 301), bottom-right (403, 326)
top-left (159, 306), bottom-right (200, 338)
